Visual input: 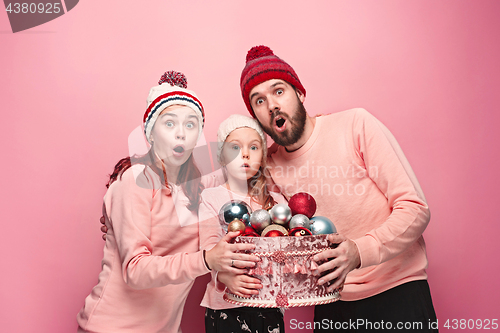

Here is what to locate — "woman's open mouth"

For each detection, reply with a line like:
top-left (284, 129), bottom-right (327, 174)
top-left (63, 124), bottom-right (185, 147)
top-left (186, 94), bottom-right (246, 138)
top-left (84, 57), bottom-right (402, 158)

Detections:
top-left (172, 145), bottom-right (185, 157)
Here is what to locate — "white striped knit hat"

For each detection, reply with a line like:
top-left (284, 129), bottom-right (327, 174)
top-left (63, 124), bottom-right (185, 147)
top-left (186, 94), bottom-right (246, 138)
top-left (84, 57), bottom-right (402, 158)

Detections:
top-left (143, 71), bottom-right (205, 143)
top-left (217, 114), bottom-right (267, 164)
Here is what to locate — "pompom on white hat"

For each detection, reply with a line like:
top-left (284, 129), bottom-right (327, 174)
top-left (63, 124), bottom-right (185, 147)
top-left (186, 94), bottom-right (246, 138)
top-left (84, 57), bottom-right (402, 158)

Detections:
top-left (217, 114), bottom-right (267, 164)
top-left (143, 71), bottom-right (205, 143)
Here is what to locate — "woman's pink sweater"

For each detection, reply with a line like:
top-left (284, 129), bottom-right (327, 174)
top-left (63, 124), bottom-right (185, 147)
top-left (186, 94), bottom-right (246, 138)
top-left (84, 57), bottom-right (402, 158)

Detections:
top-left (77, 165), bottom-right (222, 333)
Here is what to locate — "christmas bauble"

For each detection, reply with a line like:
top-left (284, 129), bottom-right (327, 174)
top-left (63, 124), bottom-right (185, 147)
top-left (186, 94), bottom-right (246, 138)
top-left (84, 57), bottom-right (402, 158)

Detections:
top-left (288, 192), bottom-right (317, 218)
top-left (250, 209), bottom-right (272, 233)
top-left (242, 226), bottom-right (260, 237)
top-left (261, 224), bottom-right (288, 237)
top-left (269, 203), bottom-right (292, 227)
top-left (219, 200), bottom-right (252, 231)
top-left (228, 219), bottom-right (246, 234)
top-left (310, 216), bottom-right (337, 235)
top-left (289, 227), bottom-right (313, 236)
top-left (289, 214), bottom-right (311, 230)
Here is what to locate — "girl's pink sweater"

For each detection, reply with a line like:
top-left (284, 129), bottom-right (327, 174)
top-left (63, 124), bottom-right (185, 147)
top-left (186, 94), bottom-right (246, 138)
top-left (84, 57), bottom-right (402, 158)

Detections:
top-left (198, 186), bottom-right (286, 310)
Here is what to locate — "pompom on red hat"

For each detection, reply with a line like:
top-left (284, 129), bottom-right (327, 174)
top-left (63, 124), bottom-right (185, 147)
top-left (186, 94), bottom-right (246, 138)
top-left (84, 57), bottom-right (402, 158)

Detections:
top-left (143, 71), bottom-right (205, 143)
top-left (240, 45), bottom-right (306, 118)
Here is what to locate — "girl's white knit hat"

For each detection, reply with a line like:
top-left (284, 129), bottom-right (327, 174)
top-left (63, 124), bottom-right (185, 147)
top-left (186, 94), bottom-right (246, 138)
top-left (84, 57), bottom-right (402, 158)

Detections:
top-left (143, 71), bottom-right (204, 143)
top-left (217, 114), bottom-right (267, 163)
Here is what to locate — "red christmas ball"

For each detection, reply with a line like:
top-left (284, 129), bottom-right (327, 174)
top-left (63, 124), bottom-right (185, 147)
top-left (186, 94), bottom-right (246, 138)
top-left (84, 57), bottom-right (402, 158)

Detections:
top-left (289, 227), bottom-right (313, 237)
top-left (289, 192), bottom-right (317, 218)
top-left (266, 230), bottom-right (284, 237)
top-left (261, 224), bottom-right (288, 237)
top-left (242, 226), bottom-right (260, 237)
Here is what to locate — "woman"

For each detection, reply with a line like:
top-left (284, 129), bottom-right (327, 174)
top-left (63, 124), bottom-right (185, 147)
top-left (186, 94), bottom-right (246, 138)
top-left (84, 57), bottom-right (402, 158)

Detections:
top-left (77, 71), bottom-right (258, 333)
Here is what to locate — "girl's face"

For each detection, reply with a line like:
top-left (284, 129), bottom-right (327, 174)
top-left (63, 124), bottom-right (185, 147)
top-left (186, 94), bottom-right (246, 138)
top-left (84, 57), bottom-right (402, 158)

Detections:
top-left (222, 127), bottom-right (263, 181)
top-left (150, 105), bottom-right (200, 168)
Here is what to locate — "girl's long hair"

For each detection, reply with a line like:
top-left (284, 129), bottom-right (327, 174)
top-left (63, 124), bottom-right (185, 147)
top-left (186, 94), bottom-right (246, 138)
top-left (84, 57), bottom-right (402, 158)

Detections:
top-left (248, 163), bottom-right (276, 210)
top-left (106, 149), bottom-right (203, 211)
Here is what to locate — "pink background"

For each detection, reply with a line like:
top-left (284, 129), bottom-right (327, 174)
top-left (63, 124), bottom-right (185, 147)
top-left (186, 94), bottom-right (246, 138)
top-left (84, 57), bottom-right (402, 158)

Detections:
top-left (1, 1), bottom-right (499, 332)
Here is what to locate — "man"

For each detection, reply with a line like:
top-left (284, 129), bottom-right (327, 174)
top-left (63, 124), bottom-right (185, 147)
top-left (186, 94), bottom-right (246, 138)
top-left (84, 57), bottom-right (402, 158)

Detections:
top-left (240, 45), bottom-right (438, 332)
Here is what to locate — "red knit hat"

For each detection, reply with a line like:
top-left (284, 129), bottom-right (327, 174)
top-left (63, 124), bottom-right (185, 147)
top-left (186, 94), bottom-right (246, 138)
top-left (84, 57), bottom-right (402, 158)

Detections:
top-left (240, 45), bottom-right (306, 118)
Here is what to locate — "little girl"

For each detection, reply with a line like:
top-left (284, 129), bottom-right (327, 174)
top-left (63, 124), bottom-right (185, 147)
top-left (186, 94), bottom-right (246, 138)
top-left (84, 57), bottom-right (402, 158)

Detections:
top-left (199, 114), bottom-right (287, 333)
top-left (77, 73), bottom-right (257, 333)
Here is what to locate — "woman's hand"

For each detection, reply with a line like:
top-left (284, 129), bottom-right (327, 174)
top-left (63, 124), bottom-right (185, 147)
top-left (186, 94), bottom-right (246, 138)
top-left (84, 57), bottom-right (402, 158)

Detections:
top-left (100, 216), bottom-right (107, 241)
top-left (217, 271), bottom-right (262, 298)
top-left (204, 232), bottom-right (259, 273)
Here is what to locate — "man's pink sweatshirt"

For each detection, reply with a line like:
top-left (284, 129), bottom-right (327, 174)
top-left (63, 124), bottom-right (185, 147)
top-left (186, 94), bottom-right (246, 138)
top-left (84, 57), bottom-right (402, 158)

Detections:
top-left (267, 108), bottom-right (430, 301)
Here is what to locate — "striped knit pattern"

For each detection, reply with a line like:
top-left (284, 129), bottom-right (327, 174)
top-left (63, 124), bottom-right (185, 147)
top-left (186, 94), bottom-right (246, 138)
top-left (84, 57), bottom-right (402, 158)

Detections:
top-left (143, 90), bottom-right (204, 142)
top-left (240, 46), bottom-right (306, 118)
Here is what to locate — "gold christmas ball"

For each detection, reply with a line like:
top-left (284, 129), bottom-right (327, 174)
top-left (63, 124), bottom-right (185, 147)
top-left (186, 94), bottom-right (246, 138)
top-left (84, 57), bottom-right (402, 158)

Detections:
top-left (227, 219), bottom-right (246, 233)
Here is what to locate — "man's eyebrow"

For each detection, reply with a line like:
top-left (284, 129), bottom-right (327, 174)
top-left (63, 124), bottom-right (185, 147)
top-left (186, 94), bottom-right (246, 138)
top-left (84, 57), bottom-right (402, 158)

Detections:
top-left (270, 81), bottom-right (285, 89)
top-left (250, 91), bottom-right (260, 102)
top-left (250, 81), bottom-right (286, 102)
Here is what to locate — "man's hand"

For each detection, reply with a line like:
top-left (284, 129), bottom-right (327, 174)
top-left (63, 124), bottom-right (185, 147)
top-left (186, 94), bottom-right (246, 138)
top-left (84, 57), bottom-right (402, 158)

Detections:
top-left (217, 271), bottom-right (262, 298)
top-left (204, 232), bottom-right (260, 273)
top-left (312, 233), bottom-right (361, 292)
top-left (100, 216), bottom-right (107, 241)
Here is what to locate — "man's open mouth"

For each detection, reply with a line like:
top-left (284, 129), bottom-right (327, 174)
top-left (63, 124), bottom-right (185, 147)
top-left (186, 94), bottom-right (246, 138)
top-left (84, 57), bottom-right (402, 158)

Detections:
top-left (275, 117), bottom-right (286, 128)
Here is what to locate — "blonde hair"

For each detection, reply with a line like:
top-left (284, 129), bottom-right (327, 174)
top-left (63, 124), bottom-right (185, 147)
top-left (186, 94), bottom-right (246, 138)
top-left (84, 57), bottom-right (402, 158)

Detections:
top-left (248, 163), bottom-right (276, 210)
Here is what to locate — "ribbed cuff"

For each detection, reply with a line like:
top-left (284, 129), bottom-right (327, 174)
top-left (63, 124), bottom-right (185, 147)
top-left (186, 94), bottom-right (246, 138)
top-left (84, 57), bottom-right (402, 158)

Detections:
top-left (353, 235), bottom-right (380, 269)
top-left (203, 249), bottom-right (211, 270)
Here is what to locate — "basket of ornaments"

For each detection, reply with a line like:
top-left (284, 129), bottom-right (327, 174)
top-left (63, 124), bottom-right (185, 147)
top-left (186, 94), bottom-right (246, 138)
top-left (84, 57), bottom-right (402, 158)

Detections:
top-left (218, 192), bottom-right (341, 308)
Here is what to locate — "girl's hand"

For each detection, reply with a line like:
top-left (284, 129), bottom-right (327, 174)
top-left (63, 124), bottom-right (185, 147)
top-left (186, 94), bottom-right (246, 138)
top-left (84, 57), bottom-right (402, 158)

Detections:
top-left (205, 232), bottom-right (259, 273)
top-left (217, 271), bottom-right (262, 298)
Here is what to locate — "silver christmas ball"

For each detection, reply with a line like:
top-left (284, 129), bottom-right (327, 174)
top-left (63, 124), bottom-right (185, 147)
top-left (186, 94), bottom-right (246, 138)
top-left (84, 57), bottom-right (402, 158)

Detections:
top-left (219, 200), bottom-right (253, 232)
top-left (289, 214), bottom-right (311, 230)
top-left (269, 203), bottom-right (292, 227)
top-left (310, 216), bottom-right (337, 235)
top-left (250, 209), bottom-right (272, 233)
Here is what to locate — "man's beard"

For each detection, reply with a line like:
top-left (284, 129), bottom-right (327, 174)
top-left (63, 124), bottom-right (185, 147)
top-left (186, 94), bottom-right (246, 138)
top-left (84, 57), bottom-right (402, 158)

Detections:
top-left (261, 97), bottom-right (307, 147)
